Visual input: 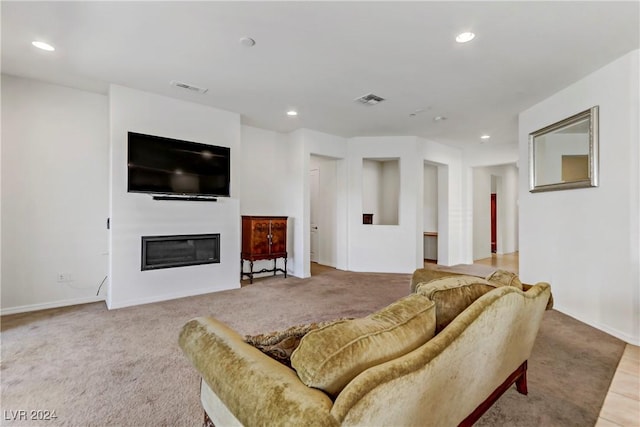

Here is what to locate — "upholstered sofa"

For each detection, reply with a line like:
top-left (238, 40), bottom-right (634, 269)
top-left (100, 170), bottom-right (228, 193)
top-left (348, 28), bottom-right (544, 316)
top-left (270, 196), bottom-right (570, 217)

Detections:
top-left (179, 270), bottom-right (552, 426)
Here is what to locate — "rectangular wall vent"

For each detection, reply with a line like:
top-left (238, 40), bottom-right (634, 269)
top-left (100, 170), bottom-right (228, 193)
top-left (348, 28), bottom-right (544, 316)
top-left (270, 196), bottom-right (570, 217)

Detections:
top-left (170, 80), bottom-right (209, 94)
top-left (354, 93), bottom-right (385, 105)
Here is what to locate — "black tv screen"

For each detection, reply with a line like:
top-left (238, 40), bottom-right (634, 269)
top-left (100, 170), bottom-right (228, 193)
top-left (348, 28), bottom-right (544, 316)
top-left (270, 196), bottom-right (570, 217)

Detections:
top-left (127, 132), bottom-right (230, 197)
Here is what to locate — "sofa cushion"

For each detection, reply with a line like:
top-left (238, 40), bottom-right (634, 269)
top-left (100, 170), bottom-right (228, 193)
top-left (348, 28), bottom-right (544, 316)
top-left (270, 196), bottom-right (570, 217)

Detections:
top-left (290, 294), bottom-right (436, 397)
top-left (244, 319), bottom-right (349, 368)
top-left (486, 269), bottom-right (523, 290)
top-left (415, 276), bottom-right (499, 333)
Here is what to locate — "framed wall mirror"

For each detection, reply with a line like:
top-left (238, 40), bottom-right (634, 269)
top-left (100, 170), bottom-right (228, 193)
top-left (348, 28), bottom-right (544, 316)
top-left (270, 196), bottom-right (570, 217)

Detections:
top-left (529, 106), bottom-right (599, 192)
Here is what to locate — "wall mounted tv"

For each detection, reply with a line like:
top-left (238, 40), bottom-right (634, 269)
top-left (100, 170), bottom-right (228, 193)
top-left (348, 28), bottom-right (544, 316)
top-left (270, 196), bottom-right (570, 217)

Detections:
top-left (127, 132), bottom-right (230, 198)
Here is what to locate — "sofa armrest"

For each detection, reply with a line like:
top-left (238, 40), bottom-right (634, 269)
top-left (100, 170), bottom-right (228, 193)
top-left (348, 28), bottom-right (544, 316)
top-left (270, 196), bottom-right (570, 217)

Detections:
top-left (179, 317), bottom-right (338, 427)
top-left (523, 283), bottom-right (554, 310)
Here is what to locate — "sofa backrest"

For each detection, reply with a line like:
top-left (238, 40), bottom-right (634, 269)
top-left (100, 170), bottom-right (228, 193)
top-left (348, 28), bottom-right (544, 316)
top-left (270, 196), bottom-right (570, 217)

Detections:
top-left (331, 283), bottom-right (551, 426)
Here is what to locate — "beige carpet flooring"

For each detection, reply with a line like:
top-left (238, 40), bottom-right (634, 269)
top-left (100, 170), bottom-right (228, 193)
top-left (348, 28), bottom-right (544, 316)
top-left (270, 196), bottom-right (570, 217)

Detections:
top-left (0, 267), bottom-right (625, 426)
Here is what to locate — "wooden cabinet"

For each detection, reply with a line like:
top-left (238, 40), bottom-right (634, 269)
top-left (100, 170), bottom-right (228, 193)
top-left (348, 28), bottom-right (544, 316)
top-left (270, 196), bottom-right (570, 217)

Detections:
top-left (241, 216), bottom-right (288, 283)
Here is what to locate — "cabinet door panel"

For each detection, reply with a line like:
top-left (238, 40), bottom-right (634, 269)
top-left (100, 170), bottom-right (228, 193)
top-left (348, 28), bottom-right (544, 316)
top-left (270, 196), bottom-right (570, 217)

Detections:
top-left (251, 220), bottom-right (271, 256)
top-left (270, 220), bottom-right (287, 254)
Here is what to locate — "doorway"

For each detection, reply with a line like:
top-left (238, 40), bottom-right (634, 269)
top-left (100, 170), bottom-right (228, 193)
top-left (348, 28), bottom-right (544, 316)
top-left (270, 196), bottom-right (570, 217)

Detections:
top-left (309, 155), bottom-right (340, 275)
top-left (310, 168), bottom-right (319, 263)
top-left (490, 193), bottom-right (497, 253)
top-left (472, 164), bottom-right (518, 261)
top-left (423, 162), bottom-right (439, 263)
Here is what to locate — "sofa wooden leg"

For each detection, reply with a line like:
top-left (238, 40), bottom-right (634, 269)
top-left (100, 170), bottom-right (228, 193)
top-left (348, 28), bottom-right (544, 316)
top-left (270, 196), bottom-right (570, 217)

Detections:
top-left (516, 361), bottom-right (528, 395)
top-left (203, 411), bottom-right (215, 427)
top-left (459, 361), bottom-right (529, 427)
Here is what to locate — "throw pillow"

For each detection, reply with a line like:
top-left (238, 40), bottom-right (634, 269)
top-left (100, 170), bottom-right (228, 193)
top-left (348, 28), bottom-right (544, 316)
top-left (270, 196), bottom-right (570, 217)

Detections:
top-left (290, 294), bottom-right (436, 397)
top-left (415, 276), bottom-right (498, 333)
top-left (244, 319), bottom-right (344, 368)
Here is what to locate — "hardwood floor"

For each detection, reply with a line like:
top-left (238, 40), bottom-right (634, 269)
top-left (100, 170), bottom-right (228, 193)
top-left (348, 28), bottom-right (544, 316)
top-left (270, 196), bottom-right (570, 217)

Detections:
top-left (597, 344), bottom-right (640, 426)
top-left (474, 252), bottom-right (519, 272)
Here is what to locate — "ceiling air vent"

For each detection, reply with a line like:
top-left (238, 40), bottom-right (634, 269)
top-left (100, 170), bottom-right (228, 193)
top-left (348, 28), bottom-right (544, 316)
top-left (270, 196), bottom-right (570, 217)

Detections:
top-left (170, 80), bottom-right (208, 94)
top-left (354, 93), bottom-right (385, 106)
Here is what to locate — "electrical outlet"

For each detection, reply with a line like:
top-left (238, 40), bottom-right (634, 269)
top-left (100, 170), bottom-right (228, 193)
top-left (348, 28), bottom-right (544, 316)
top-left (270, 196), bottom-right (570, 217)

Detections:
top-left (57, 273), bottom-right (72, 283)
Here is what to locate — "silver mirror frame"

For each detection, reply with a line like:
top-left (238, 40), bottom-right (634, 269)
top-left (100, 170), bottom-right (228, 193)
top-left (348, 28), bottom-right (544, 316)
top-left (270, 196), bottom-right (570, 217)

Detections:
top-left (529, 106), bottom-right (599, 193)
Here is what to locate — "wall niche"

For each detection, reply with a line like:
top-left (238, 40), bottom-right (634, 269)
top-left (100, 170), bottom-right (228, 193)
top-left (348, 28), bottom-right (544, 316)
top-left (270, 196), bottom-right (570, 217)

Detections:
top-left (362, 158), bottom-right (400, 225)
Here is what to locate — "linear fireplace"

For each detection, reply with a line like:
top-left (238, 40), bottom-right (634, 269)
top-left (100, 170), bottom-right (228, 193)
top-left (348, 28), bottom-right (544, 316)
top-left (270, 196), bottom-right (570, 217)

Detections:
top-left (141, 234), bottom-right (220, 271)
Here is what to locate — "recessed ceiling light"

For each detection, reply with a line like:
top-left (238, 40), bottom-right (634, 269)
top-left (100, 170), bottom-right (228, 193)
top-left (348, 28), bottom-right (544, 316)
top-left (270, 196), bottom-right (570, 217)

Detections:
top-left (32, 41), bottom-right (55, 51)
top-left (433, 116), bottom-right (447, 122)
top-left (480, 134), bottom-right (491, 140)
top-left (239, 37), bottom-right (256, 47)
top-left (455, 32), bottom-right (475, 43)
top-left (287, 110), bottom-right (298, 116)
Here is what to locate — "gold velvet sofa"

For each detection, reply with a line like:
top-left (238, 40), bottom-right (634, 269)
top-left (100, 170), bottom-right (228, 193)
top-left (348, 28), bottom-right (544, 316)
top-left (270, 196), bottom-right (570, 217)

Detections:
top-left (179, 270), bottom-right (552, 427)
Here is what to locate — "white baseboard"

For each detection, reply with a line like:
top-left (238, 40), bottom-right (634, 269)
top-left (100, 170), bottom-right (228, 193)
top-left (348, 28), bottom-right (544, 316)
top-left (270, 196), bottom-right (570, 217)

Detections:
top-left (553, 303), bottom-right (640, 346)
top-left (106, 284), bottom-right (240, 310)
top-left (0, 296), bottom-right (106, 316)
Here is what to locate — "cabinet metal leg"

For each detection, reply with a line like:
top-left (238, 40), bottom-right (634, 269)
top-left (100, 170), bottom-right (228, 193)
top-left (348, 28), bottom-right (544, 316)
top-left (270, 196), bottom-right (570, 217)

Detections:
top-left (241, 255), bottom-right (287, 283)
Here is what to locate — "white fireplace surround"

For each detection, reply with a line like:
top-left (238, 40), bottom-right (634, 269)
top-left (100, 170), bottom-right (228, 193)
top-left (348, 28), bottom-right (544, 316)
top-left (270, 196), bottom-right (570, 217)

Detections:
top-left (107, 85), bottom-right (241, 309)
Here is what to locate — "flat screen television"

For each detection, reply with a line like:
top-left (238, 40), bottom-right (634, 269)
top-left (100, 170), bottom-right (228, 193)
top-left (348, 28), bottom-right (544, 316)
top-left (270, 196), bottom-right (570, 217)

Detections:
top-left (127, 132), bottom-right (230, 197)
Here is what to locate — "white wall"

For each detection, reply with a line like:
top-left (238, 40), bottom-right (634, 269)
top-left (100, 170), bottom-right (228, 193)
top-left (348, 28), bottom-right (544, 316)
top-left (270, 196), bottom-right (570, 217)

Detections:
top-left (239, 126), bottom-right (292, 278)
top-left (380, 160), bottom-right (400, 225)
top-left (500, 165), bottom-right (519, 253)
top-left (496, 165), bottom-right (519, 254)
top-left (108, 85), bottom-right (241, 309)
top-left (519, 49), bottom-right (640, 344)
top-left (472, 168), bottom-right (493, 260)
top-left (348, 137), bottom-right (421, 273)
top-left (240, 126), bottom-right (289, 214)
top-left (362, 159), bottom-right (382, 223)
top-left (423, 164), bottom-right (438, 232)
top-left (1, 75), bottom-right (108, 314)
top-left (422, 163), bottom-right (439, 261)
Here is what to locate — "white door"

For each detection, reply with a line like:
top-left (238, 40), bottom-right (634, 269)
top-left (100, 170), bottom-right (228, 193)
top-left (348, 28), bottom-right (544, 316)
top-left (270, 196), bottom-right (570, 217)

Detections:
top-left (310, 168), bottom-right (319, 263)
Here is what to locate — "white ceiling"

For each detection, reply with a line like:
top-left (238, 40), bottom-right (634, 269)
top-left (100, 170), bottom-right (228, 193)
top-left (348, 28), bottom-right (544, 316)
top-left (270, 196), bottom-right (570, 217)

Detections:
top-left (2, 1), bottom-right (638, 149)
